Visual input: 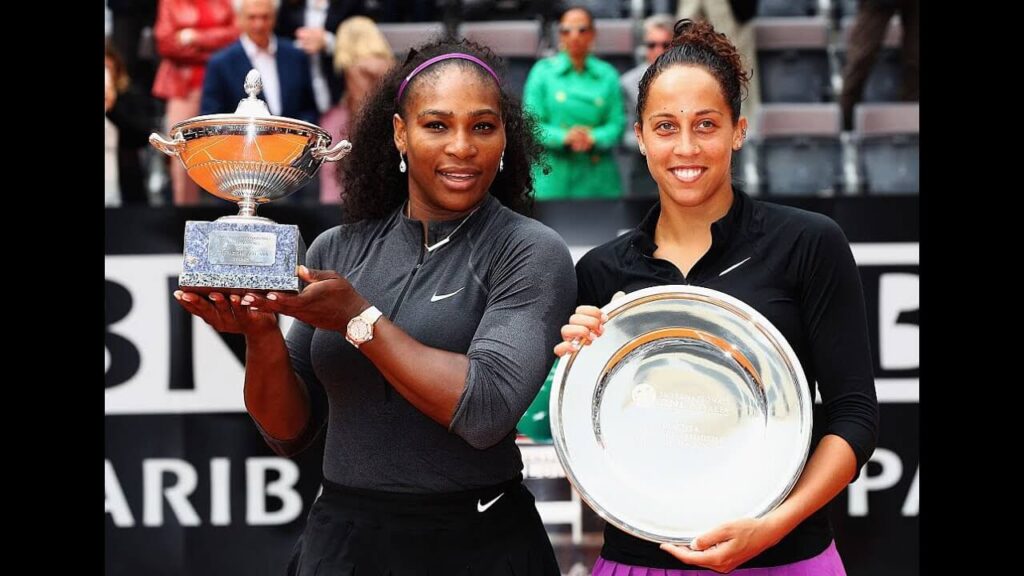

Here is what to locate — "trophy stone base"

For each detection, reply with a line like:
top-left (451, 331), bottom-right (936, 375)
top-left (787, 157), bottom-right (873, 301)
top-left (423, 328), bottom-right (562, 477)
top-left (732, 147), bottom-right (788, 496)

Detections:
top-left (180, 218), bottom-right (306, 295)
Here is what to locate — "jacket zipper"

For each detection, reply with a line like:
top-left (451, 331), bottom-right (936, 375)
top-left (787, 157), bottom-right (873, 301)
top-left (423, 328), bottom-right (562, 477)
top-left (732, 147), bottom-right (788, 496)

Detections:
top-left (381, 240), bottom-right (426, 401)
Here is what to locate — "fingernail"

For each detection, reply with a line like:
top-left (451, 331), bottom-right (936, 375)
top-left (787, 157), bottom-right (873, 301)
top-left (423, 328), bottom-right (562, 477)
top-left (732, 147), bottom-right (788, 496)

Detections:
top-left (299, 265), bottom-right (308, 275)
top-left (230, 295), bottom-right (240, 303)
top-left (249, 306), bottom-right (259, 311)
top-left (241, 296), bottom-right (253, 305)
top-left (266, 293), bottom-right (278, 300)
top-left (181, 294), bottom-right (193, 302)
top-left (173, 291), bottom-right (182, 300)
top-left (208, 294), bottom-right (218, 301)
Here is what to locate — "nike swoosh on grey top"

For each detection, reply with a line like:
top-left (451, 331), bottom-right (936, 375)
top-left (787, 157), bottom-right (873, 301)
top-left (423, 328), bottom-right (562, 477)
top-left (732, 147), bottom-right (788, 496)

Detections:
top-left (430, 287), bottom-right (465, 302)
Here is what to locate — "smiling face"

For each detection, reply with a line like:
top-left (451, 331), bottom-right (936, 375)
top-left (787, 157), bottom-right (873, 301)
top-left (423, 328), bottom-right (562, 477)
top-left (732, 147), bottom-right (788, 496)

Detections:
top-left (636, 65), bottom-right (746, 210)
top-left (393, 64), bottom-right (505, 217)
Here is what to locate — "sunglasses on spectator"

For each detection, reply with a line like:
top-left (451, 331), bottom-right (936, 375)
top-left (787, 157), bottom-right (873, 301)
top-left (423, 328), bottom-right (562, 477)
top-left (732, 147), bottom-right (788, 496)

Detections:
top-left (559, 25), bottom-right (592, 35)
top-left (645, 41), bottom-right (672, 50)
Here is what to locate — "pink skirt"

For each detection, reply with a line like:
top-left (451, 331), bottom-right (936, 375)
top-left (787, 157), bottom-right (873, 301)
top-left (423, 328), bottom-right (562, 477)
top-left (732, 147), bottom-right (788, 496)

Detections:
top-left (593, 540), bottom-right (846, 576)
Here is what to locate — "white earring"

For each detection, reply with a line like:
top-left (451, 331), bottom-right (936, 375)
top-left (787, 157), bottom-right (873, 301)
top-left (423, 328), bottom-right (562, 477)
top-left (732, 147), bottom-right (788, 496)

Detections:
top-left (639, 146), bottom-right (646, 156)
top-left (499, 151), bottom-right (504, 172)
top-left (399, 153), bottom-right (407, 173)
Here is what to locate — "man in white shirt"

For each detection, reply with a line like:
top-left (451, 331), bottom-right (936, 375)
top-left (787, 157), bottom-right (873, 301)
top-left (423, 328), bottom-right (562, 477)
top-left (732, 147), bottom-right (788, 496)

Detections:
top-left (200, 0), bottom-right (320, 202)
top-left (201, 0), bottom-right (318, 124)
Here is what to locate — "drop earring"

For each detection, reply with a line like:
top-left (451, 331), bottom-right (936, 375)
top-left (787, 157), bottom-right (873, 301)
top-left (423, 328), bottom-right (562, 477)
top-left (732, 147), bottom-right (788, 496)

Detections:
top-left (499, 151), bottom-right (504, 172)
top-left (399, 153), bottom-right (407, 173)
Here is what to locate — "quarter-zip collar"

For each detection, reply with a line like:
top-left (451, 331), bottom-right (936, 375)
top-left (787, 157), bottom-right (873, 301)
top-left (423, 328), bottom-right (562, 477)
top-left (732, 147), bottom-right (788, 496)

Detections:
top-left (632, 188), bottom-right (752, 270)
top-left (394, 194), bottom-right (497, 250)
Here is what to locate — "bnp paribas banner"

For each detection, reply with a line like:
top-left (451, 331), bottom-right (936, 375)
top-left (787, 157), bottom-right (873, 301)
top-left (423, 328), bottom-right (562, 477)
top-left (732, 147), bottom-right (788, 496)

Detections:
top-left (105, 198), bottom-right (918, 576)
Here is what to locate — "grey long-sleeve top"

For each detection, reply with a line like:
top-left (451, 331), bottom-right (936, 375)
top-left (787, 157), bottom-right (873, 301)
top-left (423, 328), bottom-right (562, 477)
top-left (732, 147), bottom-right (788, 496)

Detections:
top-left (261, 194), bottom-right (577, 493)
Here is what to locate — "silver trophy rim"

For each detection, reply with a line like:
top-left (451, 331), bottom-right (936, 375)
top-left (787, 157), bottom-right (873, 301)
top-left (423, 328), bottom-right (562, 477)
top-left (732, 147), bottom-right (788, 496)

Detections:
top-left (548, 284), bottom-right (813, 544)
top-left (170, 113), bottom-right (331, 140)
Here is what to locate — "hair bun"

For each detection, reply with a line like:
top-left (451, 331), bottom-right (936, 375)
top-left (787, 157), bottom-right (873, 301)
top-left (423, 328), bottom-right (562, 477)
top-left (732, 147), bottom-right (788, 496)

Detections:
top-left (672, 18), bottom-right (696, 42)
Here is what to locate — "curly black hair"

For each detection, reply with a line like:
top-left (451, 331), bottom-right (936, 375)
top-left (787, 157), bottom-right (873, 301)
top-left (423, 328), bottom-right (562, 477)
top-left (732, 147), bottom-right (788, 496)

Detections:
top-left (636, 18), bottom-right (752, 125)
top-left (339, 37), bottom-right (545, 223)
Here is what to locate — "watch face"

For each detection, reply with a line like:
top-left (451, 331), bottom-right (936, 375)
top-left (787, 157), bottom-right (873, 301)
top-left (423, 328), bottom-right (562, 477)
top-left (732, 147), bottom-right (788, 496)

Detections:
top-left (348, 319), bottom-right (371, 342)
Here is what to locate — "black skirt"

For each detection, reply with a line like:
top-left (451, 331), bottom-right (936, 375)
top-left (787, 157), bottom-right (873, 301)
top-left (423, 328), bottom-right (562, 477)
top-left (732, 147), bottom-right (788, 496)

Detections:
top-left (287, 476), bottom-right (560, 575)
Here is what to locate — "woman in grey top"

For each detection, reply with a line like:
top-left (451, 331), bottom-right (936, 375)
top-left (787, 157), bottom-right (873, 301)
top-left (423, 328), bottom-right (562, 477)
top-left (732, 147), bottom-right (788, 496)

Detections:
top-left (174, 37), bottom-right (576, 574)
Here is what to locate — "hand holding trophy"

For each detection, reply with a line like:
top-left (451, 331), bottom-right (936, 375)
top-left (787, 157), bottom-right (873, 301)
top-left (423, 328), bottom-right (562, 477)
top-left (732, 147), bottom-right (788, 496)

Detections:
top-left (150, 69), bottom-right (351, 294)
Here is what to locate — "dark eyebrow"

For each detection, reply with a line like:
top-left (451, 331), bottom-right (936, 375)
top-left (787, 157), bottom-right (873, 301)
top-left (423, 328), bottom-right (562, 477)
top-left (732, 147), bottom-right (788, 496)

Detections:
top-left (649, 108), bottom-right (724, 121)
top-left (647, 112), bottom-right (676, 122)
top-left (418, 109), bottom-right (453, 118)
top-left (417, 108), bottom-right (500, 119)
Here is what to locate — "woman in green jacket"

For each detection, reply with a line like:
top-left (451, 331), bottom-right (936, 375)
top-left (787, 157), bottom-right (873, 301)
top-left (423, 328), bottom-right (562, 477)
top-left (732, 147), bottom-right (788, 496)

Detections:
top-left (523, 6), bottom-right (625, 200)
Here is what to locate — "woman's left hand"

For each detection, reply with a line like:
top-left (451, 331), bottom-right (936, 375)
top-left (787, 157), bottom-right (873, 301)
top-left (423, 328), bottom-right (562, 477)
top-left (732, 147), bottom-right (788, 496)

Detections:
top-left (240, 265), bottom-right (367, 332)
top-left (659, 517), bottom-right (781, 574)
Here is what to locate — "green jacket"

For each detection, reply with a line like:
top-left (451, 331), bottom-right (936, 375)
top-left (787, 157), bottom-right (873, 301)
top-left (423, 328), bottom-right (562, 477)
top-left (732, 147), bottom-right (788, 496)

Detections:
top-left (523, 52), bottom-right (625, 200)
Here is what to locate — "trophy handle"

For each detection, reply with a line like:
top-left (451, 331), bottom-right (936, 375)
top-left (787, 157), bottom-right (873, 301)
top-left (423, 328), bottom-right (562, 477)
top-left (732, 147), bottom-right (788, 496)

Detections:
top-left (149, 132), bottom-right (185, 156)
top-left (311, 139), bottom-right (353, 162)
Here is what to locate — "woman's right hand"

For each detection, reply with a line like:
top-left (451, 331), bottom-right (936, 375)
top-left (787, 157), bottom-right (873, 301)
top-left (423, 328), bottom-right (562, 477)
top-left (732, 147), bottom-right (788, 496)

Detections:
top-left (173, 291), bottom-right (279, 336)
top-left (552, 291), bottom-right (625, 357)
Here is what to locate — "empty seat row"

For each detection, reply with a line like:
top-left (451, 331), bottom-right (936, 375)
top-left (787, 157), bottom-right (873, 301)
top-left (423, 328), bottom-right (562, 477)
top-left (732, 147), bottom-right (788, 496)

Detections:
top-left (749, 102), bottom-right (917, 196)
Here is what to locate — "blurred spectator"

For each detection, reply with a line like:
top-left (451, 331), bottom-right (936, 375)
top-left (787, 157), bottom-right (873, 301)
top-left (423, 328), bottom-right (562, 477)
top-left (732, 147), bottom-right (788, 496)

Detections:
top-left (275, 0), bottom-right (363, 118)
top-left (107, 0), bottom-right (158, 96)
top-left (677, 0), bottom-right (761, 135)
top-left (153, 0), bottom-right (238, 205)
top-left (319, 15), bottom-right (395, 203)
top-left (523, 6), bottom-right (625, 200)
top-left (106, 66), bottom-right (120, 208)
top-left (619, 13), bottom-right (674, 149)
top-left (106, 41), bottom-right (155, 206)
top-left (202, 0), bottom-right (320, 202)
top-left (202, 0), bottom-right (318, 123)
top-left (840, 0), bottom-right (919, 130)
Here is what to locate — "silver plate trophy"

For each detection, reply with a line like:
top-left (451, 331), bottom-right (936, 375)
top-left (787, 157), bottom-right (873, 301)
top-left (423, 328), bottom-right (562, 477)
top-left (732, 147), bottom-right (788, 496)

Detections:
top-left (149, 69), bottom-right (352, 294)
top-left (549, 285), bottom-right (812, 544)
